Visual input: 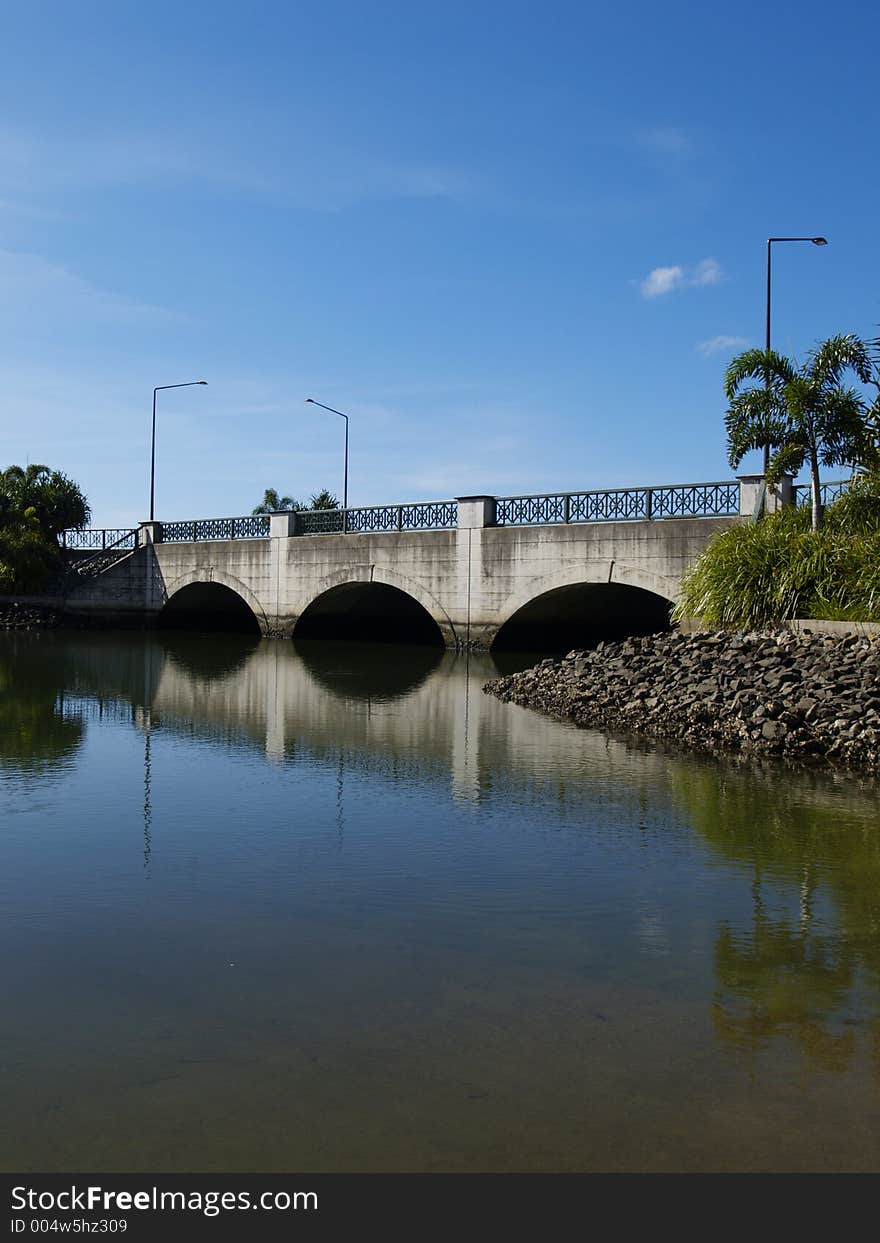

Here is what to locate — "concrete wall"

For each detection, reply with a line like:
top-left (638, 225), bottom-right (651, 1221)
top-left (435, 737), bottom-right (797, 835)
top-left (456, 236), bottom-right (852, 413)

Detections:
top-left (64, 513), bottom-right (742, 647)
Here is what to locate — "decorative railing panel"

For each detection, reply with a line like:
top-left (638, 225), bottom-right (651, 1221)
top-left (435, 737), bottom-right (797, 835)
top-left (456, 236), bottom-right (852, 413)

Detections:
top-left (67, 482), bottom-right (751, 551)
top-left (162, 515), bottom-right (270, 542)
top-left (61, 528), bottom-right (137, 551)
top-left (297, 501), bottom-right (458, 536)
top-left (61, 528), bottom-right (139, 583)
top-left (794, 481), bottom-right (849, 508)
top-left (496, 481), bottom-right (739, 526)
top-left (296, 509), bottom-right (345, 535)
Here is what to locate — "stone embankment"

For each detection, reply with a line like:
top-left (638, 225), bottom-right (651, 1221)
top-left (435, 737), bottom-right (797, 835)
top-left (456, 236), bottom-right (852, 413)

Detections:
top-left (484, 629), bottom-right (880, 771)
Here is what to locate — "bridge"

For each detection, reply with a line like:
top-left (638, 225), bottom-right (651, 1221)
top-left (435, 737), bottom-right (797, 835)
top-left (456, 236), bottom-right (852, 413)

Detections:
top-left (58, 475), bottom-right (805, 649)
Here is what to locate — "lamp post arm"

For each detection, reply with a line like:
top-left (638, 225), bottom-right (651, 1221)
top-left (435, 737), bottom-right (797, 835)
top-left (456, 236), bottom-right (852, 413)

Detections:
top-left (149, 381), bottom-right (207, 522)
top-left (305, 398), bottom-right (350, 512)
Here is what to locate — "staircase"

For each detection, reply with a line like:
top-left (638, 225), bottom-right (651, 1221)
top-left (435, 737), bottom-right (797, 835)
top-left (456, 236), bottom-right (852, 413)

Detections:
top-left (57, 529), bottom-right (139, 591)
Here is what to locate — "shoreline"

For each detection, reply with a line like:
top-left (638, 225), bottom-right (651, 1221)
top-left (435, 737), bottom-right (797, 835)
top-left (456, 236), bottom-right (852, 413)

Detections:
top-left (0, 601), bottom-right (104, 632)
top-left (483, 628), bottom-right (880, 773)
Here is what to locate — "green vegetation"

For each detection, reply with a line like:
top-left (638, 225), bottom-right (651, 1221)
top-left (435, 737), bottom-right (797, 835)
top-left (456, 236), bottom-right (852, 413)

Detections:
top-left (676, 333), bottom-right (880, 627)
top-left (0, 464), bottom-right (90, 592)
top-left (675, 474), bottom-right (880, 627)
top-left (725, 335), bottom-right (874, 532)
top-left (252, 487), bottom-right (340, 515)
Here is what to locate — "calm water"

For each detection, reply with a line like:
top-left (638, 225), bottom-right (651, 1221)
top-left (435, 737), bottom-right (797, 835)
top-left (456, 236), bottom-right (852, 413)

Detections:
top-left (2, 630), bottom-right (880, 1172)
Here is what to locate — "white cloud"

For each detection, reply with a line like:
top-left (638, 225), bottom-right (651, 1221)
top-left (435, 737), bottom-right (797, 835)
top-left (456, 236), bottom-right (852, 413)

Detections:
top-left (640, 257), bottom-right (725, 298)
top-left (641, 265), bottom-right (685, 298)
top-left (692, 257), bottom-right (723, 287)
top-left (697, 335), bottom-right (749, 357)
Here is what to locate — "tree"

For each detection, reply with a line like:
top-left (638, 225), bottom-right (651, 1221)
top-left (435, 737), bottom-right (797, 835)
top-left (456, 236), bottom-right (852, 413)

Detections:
top-left (252, 488), bottom-right (339, 515)
top-left (863, 331), bottom-right (880, 468)
top-left (0, 464), bottom-right (91, 591)
top-left (0, 465), bottom-right (90, 544)
top-left (308, 489), bottom-right (339, 510)
top-left (0, 510), bottom-right (59, 591)
top-left (252, 488), bottom-right (303, 515)
top-left (725, 335), bottom-right (873, 531)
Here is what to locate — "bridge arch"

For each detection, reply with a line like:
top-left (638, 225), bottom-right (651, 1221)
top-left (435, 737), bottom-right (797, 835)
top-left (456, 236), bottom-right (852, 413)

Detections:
top-left (159, 569), bottom-right (268, 635)
top-left (294, 567), bottom-right (453, 646)
top-left (492, 563), bottom-right (676, 652)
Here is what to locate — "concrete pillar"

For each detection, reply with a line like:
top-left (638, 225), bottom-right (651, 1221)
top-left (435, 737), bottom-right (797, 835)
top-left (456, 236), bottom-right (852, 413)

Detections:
top-left (269, 512), bottom-right (298, 538)
top-left (769, 474), bottom-right (794, 512)
top-left (138, 521), bottom-right (163, 546)
top-left (738, 474), bottom-right (794, 519)
top-left (456, 496), bottom-right (496, 528)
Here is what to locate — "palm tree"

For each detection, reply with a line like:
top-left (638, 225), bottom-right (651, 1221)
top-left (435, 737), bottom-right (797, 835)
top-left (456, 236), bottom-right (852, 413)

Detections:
top-left (863, 331), bottom-right (880, 468)
top-left (725, 335), bottom-right (873, 531)
top-left (252, 487), bottom-right (339, 514)
top-left (0, 464), bottom-right (90, 544)
top-left (308, 488), bottom-right (340, 510)
top-left (252, 488), bottom-right (304, 515)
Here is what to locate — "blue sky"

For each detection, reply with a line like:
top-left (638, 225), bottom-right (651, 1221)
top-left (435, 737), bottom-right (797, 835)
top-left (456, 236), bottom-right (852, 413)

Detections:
top-left (2, 0), bottom-right (878, 526)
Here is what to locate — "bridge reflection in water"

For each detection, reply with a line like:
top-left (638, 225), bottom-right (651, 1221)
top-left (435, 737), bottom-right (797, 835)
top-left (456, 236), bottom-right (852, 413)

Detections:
top-left (2, 631), bottom-right (880, 1172)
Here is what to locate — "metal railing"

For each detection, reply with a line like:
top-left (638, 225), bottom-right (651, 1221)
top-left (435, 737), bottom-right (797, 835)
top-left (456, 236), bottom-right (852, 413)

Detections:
top-left (296, 500), bottom-right (458, 536)
top-left (161, 515), bottom-right (271, 542)
top-left (69, 478), bottom-right (859, 551)
top-left (793, 480), bottom-right (849, 508)
top-left (61, 528), bottom-right (138, 551)
top-left (159, 503), bottom-right (458, 540)
top-left (62, 529), bottom-right (139, 582)
top-left (495, 481), bottom-right (740, 526)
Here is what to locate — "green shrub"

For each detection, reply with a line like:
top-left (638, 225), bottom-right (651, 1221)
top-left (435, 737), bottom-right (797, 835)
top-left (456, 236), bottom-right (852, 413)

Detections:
top-left (0, 515), bottom-right (60, 592)
top-left (674, 485), bottom-right (880, 627)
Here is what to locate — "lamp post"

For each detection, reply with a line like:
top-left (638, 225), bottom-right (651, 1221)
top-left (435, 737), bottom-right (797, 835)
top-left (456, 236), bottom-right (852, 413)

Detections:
top-left (305, 398), bottom-right (350, 514)
top-left (150, 381), bottom-right (207, 521)
top-left (763, 236), bottom-right (827, 471)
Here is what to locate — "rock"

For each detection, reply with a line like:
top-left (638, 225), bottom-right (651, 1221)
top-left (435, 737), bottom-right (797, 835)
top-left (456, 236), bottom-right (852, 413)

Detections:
top-left (482, 627), bottom-right (880, 773)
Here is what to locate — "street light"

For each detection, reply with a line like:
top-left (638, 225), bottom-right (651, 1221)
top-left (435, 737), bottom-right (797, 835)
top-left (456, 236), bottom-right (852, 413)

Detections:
top-left (764, 236), bottom-right (828, 471)
top-left (150, 381), bottom-right (207, 521)
top-left (304, 398), bottom-right (350, 512)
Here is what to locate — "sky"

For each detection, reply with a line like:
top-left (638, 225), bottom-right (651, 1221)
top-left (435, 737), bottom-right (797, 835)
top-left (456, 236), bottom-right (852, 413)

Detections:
top-left (1, 0), bottom-right (878, 526)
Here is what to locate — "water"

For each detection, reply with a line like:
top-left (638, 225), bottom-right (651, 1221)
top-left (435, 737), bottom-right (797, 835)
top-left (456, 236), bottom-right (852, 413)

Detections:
top-left (2, 631), bottom-right (880, 1172)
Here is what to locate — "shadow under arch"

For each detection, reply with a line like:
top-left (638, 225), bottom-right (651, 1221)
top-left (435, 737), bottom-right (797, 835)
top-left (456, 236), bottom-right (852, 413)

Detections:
top-left (294, 581), bottom-right (445, 647)
top-left (159, 631), bottom-right (261, 681)
top-left (294, 639), bottom-right (444, 702)
top-left (158, 581), bottom-right (262, 635)
top-left (492, 581), bottom-right (673, 653)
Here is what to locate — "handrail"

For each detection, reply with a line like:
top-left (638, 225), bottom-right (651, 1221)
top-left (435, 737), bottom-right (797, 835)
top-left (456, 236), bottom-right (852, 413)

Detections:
top-left (61, 528), bottom-right (138, 551)
top-left (161, 515), bottom-right (271, 542)
top-left (793, 480), bottom-right (849, 507)
top-left (496, 481), bottom-right (740, 525)
top-left (62, 529), bottom-right (139, 582)
top-left (65, 478), bottom-right (854, 546)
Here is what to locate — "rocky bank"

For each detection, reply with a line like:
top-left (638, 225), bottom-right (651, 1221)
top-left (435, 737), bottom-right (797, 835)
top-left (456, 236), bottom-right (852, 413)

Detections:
top-left (484, 629), bottom-right (880, 771)
top-left (0, 601), bottom-right (65, 631)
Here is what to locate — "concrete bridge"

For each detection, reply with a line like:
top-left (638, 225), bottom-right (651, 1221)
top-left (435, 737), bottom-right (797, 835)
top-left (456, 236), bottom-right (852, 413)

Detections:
top-left (60, 477), bottom-right (783, 649)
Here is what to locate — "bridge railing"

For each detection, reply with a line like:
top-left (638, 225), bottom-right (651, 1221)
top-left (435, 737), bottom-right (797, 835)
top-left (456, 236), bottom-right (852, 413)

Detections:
top-left (296, 500), bottom-right (459, 536)
top-left (158, 503), bottom-right (460, 540)
top-left (161, 516), bottom-right (271, 542)
top-left (793, 480), bottom-right (849, 508)
top-left (70, 478), bottom-right (858, 547)
top-left (495, 481), bottom-right (741, 526)
top-left (61, 528), bottom-right (138, 551)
